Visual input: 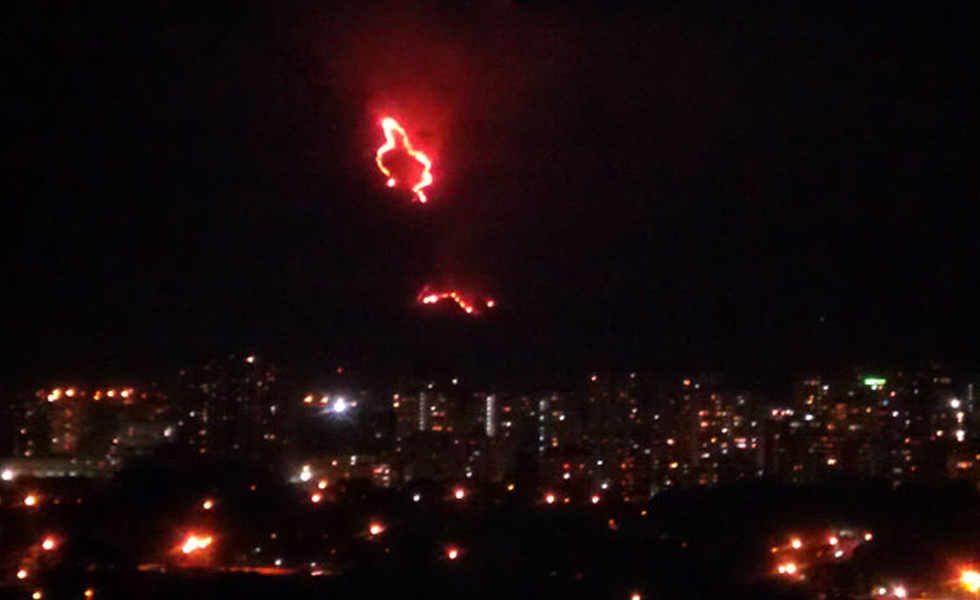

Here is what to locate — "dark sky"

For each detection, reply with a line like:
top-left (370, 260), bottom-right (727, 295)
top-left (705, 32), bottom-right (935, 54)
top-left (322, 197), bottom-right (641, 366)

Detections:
top-left (4, 0), bottom-right (978, 388)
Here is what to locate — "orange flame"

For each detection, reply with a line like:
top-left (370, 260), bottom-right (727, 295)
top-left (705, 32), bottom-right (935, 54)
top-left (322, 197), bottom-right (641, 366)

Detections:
top-left (375, 117), bottom-right (433, 203)
top-left (417, 287), bottom-right (495, 315)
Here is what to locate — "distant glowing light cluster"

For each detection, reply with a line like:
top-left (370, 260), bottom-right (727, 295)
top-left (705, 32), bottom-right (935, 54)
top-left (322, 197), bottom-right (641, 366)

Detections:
top-left (302, 395), bottom-right (352, 414)
top-left (962, 569), bottom-right (980, 593)
top-left (418, 288), bottom-right (495, 315)
top-left (375, 117), bottom-right (433, 203)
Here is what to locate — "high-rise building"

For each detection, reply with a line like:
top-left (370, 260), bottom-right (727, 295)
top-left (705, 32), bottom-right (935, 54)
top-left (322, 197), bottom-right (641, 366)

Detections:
top-left (174, 355), bottom-right (283, 462)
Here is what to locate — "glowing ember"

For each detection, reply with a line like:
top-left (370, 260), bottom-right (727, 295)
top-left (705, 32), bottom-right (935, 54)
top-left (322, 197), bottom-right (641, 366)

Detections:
top-left (417, 287), bottom-right (495, 316)
top-left (369, 522), bottom-right (385, 536)
top-left (375, 117), bottom-right (433, 203)
top-left (446, 547), bottom-right (459, 560)
top-left (181, 534), bottom-right (213, 555)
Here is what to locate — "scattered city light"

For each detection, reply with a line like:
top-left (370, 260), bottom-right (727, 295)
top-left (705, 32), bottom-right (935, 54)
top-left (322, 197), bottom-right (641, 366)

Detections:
top-left (630, 593), bottom-right (641, 600)
top-left (24, 494), bottom-right (38, 507)
top-left (892, 585), bottom-right (908, 598)
top-left (545, 493), bottom-right (556, 505)
top-left (790, 538), bottom-right (803, 550)
top-left (41, 536), bottom-right (57, 551)
top-left (32, 591), bottom-right (42, 600)
top-left (202, 499), bottom-right (214, 510)
top-left (310, 493), bottom-right (323, 504)
top-left (446, 547), bottom-right (459, 560)
top-left (828, 535), bottom-right (839, 546)
top-left (318, 480), bottom-right (328, 490)
top-left (17, 569), bottom-right (28, 580)
top-left (299, 465), bottom-right (312, 482)
top-left (864, 532), bottom-right (874, 542)
top-left (375, 117), bottom-right (433, 203)
top-left (1, 468), bottom-right (13, 481)
top-left (413, 493), bottom-right (421, 502)
top-left (777, 562), bottom-right (798, 576)
top-left (369, 522), bottom-right (385, 536)
top-left (453, 488), bottom-right (466, 500)
top-left (591, 494), bottom-right (600, 504)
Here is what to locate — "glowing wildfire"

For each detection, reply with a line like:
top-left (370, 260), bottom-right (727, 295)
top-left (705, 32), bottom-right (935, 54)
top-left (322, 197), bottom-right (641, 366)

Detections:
top-left (417, 287), bottom-right (495, 315)
top-left (375, 117), bottom-right (433, 203)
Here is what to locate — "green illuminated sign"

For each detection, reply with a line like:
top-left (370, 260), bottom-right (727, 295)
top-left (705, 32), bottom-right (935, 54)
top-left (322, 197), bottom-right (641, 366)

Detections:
top-left (863, 377), bottom-right (887, 387)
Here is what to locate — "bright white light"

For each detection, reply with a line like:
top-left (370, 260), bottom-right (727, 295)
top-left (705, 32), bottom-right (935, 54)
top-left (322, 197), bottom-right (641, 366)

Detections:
top-left (413, 493), bottom-right (421, 502)
top-left (951, 399), bottom-right (962, 409)
top-left (181, 535), bottom-right (213, 554)
top-left (834, 550), bottom-right (844, 558)
top-left (1, 469), bottom-right (14, 481)
top-left (333, 398), bottom-right (348, 413)
top-left (299, 465), bottom-right (312, 482)
top-left (961, 569), bottom-right (980, 593)
top-left (892, 585), bottom-right (907, 598)
top-left (956, 429), bottom-right (966, 442)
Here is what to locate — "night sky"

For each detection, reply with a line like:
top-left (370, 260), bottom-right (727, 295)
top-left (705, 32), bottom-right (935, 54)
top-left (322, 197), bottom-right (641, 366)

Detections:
top-left (5, 0), bottom-right (977, 388)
